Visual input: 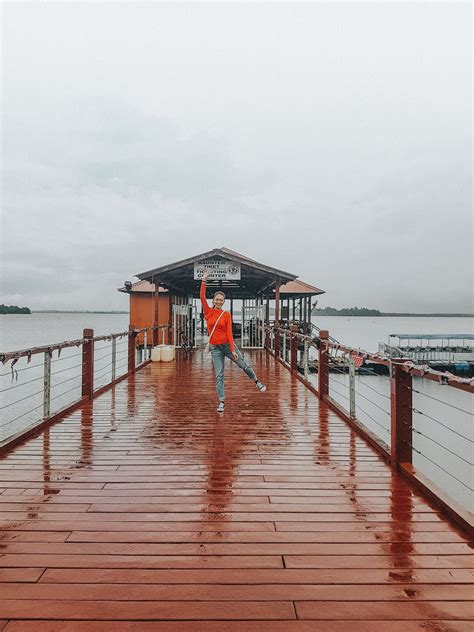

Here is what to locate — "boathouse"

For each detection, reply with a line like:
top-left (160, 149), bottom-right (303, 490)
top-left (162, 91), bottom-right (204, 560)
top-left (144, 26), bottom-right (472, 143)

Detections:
top-left (118, 247), bottom-right (324, 347)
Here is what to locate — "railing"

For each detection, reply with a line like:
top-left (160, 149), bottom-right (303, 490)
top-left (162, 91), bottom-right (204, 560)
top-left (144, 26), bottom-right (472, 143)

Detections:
top-left (267, 324), bottom-right (474, 535)
top-left (0, 324), bottom-right (167, 450)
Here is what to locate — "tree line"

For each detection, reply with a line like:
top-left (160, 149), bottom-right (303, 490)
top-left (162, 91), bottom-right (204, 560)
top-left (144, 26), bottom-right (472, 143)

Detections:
top-left (314, 306), bottom-right (382, 316)
top-left (0, 304), bottom-right (31, 314)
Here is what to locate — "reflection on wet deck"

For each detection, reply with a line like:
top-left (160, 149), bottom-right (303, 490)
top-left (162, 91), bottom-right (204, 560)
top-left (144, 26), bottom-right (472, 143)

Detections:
top-left (0, 350), bottom-right (473, 630)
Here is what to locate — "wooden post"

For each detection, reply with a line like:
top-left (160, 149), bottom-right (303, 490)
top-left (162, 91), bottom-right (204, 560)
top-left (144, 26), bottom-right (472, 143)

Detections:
top-left (390, 362), bottom-right (413, 469)
top-left (128, 324), bottom-right (137, 374)
top-left (111, 336), bottom-right (117, 380)
top-left (153, 279), bottom-right (160, 346)
top-left (303, 338), bottom-right (309, 380)
top-left (348, 356), bottom-right (356, 419)
top-left (168, 294), bottom-right (173, 344)
top-left (81, 328), bottom-right (94, 401)
top-left (274, 280), bottom-right (281, 357)
top-left (43, 351), bottom-right (51, 419)
top-left (290, 324), bottom-right (298, 373)
top-left (318, 329), bottom-right (329, 399)
top-left (265, 294), bottom-right (270, 349)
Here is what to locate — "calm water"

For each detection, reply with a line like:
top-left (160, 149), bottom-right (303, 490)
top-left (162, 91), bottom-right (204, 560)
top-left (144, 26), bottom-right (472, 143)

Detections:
top-left (1, 313), bottom-right (131, 447)
top-left (310, 315), bottom-right (474, 353)
top-left (0, 313), bottom-right (130, 352)
top-left (1, 312), bottom-right (472, 354)
top-left (1, 312), bottom-right (472, 513)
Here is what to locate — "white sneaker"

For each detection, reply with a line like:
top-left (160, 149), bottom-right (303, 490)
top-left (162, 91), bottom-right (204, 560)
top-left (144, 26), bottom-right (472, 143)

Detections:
top-left (217, 401), bottom-right (225, 412)
top-left (256, 381), bottom-right (266, 392)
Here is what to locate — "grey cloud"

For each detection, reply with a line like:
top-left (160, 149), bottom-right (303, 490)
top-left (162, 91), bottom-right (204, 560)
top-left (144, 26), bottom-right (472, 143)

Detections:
top-left (1, 2), bottom-right (472, 312)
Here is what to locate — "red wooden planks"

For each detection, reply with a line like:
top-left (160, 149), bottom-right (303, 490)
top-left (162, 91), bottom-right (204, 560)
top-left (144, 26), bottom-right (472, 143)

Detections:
top-left (0, 350), bottom-right (472, 627)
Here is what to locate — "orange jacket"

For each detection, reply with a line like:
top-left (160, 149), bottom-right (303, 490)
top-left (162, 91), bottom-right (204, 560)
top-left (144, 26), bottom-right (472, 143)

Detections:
top-left (200, 282), bottom-right (235, 352)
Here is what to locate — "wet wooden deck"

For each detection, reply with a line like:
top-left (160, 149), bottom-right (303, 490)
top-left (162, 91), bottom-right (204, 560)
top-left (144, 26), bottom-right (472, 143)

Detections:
top-left (0, 350), bottom-right (473, 630)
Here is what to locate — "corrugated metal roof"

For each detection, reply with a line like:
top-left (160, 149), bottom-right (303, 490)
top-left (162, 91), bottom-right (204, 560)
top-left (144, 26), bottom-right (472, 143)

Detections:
top-left (278, 279), bottom-right (324, 295)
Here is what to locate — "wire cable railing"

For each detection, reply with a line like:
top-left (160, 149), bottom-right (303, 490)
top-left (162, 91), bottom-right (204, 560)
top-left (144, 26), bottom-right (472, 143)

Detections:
top-left (0, 324), bottom-right (165, 446)
top-left (266, 323), bottom-right (474, 528)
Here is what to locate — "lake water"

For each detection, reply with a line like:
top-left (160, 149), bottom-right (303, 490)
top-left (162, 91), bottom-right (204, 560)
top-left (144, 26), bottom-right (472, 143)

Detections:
top-left (1, 312), bottom-right (472, 355)
top-left (310, 315), bottom-right (474, 354)
top-left (1, 312), bottom-right (472, 513)
top-left (0, 313), bottom-right (130, 352)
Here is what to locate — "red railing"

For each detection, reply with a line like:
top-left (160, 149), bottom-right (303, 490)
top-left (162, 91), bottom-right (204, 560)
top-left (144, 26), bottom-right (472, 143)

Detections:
top-left (267, 324), bottom-right (474, 535)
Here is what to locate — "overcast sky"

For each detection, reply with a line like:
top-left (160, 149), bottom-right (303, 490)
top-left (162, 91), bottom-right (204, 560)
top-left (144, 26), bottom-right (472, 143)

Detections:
top-left (1, 1), bottom-right (472, 312)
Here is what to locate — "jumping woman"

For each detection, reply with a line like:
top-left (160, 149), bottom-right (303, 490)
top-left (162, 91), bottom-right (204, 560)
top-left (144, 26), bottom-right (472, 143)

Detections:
top-left (200, 270), bottom-right (266, 412)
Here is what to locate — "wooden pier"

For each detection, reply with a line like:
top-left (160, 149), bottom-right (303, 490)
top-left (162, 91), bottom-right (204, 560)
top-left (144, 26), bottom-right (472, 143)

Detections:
top-left (0, 349), bottom-right (472, 630)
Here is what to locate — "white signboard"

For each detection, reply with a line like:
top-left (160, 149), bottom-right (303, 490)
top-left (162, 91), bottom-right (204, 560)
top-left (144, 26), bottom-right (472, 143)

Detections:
top-left (194, 259), bottom-right (241, 281)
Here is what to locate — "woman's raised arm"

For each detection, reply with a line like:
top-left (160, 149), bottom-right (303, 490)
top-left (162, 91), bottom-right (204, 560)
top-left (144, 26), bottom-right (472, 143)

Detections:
top-left (200, 271), bottom-right (211, 314)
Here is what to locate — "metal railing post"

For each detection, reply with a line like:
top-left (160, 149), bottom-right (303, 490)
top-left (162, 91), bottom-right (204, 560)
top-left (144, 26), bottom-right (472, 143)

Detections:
top-left (282, 330), bottom-right (287, 362)
top-left (290, 324), bottom-right (298, 373)
top-left (274, 326), bottom-right (280, 357)
top-left (43, 351), bottom-right (51, 419)
top-left (81, 328), bottom-right (94, 400)
top-left (348, 355), bottom-right (356, 419)
top-left (390, 362), bottom-right (413, 469)
top-left (303, 338), bottom-right (309, 380)
top-left (318, 330), bottom-right (329, 399)
top-left (111, 337), bottom-right (117, 381)
top-left (128, 325), bottom-right (137, 374)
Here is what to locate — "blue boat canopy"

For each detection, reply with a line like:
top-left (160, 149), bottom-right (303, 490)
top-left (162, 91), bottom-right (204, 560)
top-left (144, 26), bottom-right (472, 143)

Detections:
top-left (390, 334), bottom-right (474, 340)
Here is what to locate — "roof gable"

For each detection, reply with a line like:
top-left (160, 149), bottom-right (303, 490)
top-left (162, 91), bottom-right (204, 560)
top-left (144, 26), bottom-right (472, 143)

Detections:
top-left (125, 247), bottom-right (324, 298)
top-left (136, 247), bottom-right (297, 281)
top-left (278, 279), bottom-right (324, 296)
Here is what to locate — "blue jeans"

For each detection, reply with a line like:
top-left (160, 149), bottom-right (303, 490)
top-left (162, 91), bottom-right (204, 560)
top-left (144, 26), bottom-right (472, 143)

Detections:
top-left (209, 343), bottom-right (257, 401)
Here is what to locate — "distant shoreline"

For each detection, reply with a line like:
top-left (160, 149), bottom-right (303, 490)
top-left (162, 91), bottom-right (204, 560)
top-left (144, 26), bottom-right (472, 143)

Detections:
top-left (31, 310), bottom-right (129, 314)
top-left (24, 310), bottom-right (474, 317)
top-left (321, 313), bottom-right (473, 318)
top-left (0, 305), bottom-right (31, 315)
top-left (312, 311), bottom-right (473, 318)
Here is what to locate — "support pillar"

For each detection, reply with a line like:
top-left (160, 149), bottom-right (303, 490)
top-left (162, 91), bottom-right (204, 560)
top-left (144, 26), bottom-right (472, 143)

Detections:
top-left (265, 294), bottom-right (270, 349)
top-left (168, 294), bottom-right (173, 344)
top-left (153, 278), bottom-right (160, 346)
top-left (274, 280), bottom-right (281, 357)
